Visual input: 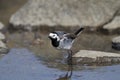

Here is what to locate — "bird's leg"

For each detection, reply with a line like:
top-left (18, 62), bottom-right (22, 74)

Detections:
top-left (66, 50), bottom-right (73, 78)
top-left (57, 50), bottom-right (73, 80)
top-left (67, 49), bottom-right (73, 65)
top-left (65, 64), bottom-right (73, 78)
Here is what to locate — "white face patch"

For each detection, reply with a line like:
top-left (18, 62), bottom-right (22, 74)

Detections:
top-left (49, 33), bottom-right (60, 41)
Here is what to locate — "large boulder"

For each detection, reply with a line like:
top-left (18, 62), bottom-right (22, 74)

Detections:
top-left (103, 15), bottom-right (120, 30)
top-left (0, 22), bottom-right (9, 54)
top-left (10, 0), bottom-right (120, 29)
top-left (103, 9), bottom-right (120, 32)
top-left (73, 50), bottom-right (120, 65)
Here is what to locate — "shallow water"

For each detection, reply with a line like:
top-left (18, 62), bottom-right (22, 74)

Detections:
top-left (1, 31), bottom-right (119, 80)
top-left (0, 48), bottom-right (120, 80)
top-left (0, 0), bottom-right (120, 79)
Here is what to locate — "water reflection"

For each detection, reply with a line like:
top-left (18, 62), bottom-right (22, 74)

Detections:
top-left (56, 65), bottom-right (73, 80)
top-left (1, 48), bottom-right (120, 80)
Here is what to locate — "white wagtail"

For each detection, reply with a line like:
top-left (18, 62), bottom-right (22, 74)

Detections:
top-left (48, 27), bottom-right (84, 64)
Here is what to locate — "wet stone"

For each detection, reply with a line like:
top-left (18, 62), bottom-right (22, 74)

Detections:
top-left (73, 50), bottom-right (120, 65)
top-left (112, 36), bottom-right (120, 50)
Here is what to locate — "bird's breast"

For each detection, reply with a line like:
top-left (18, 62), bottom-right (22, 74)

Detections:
top-left (58, 38), bottom-right (74, 50)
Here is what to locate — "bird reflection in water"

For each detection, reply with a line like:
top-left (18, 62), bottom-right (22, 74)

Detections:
top-left (56, 65), bottom-right (73, 80)
top-left (56, 62), bottom-right (73, 80)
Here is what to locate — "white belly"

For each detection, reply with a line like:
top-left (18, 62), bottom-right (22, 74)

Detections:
top-left (57, 37), bottom-right (74, 50)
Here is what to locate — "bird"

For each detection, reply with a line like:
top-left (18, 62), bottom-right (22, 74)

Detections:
top-left (48, 27), bottom-right (84, 65)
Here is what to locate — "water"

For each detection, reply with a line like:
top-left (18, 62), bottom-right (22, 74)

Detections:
top-left (0, 48), bottom-right (64, 80)
top-left (1, 0), bottom-right (120, 79)
top-left (0, 48), bottom-right (120, 80)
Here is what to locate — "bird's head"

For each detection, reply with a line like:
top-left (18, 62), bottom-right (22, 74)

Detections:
top-left (48, 33), bottom-right (60, 41)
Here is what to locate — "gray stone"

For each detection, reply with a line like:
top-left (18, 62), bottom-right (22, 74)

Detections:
top-left (0, 41), bottom-right (8, 54)
top-left (0, 22), bottom-right (4, 30)
top-left (73, 50), bottom-right (120, 64)
top-left (0, 22), bottom-right (8, 54)
top-left (104, 16), bottom-right (120, 30)
top-left (0, 32), bottom-right (5, 40)
top-left (112, 36), bottom-right (120, 43)
top-left (10, 0), bottom-right (120, 29)
top-left (0, 41), bottom-right (7, 49)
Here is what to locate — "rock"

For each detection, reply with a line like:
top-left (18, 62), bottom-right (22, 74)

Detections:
top-left (0, 22), bottom-right (4, 30)
top-left (103, 16), bottom-right (120, 30)
top-left (10, 0), bottom-right (120, 29)
top-left (0, 22), bottom-right (9, 54)
top-left (0, 41), bottom-right (9, 54)
top-left (0, 32), bottom-right (5, 40)
top-left (0, 41), bottom-right (7, 48)
top-left (112, 36), bottom-right (120, 50)
top-left (73, 50), bottom-right (120, 58)
top-left (73, 50), bottom-right (120, 65)
top-left (112, 36), bottom-right (120, 43)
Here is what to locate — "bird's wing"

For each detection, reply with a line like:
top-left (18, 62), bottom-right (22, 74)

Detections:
top-left (63, 33), bottom-right (76, 39)
top-left (54, 31), bottom-right (67, 39)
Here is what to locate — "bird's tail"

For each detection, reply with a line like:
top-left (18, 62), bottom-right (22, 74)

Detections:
top-left (74, 27), bottom-right (84, 35)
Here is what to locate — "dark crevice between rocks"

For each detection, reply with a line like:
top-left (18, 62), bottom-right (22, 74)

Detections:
top-left (7, 23), bottom-right (88, 34)
top-left (97, 27), bottom-right (120, 35)
top-left (112, 42), bottom-right (120, 50)
top-left (96, 8), bottom-right (120, 35)
top-left (7, 23), bottom-right (33, 33)
top-left (8, 23), bottom-right (101, 36)
top-left (7, 6), bottom-right (120, 35)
